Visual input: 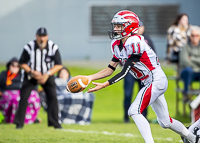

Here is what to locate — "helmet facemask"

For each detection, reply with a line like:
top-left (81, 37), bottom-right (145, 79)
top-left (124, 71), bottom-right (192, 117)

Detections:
top-left (108, 22), bottom-right (138, 40)
top-left (108, 23), bottom-right (128, 40)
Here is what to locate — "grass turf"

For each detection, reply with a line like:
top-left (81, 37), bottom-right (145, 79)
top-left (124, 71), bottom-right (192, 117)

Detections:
top-left (0, 62), bottom-right (193, 143)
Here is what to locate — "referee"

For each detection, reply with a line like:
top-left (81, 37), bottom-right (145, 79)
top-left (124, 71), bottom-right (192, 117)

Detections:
top-left (14, 27), bottom-right (63, 129)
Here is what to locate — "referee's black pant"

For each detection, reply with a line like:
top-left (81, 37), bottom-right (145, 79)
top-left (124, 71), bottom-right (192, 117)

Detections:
top-left (14, 75), bottom-right (61, 128)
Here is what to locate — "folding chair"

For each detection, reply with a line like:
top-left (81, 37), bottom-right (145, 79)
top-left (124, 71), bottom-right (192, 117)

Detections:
top-left (175, 71), bottom-right (200, 116)
top-left (168, 64), bottom-right (200, 116)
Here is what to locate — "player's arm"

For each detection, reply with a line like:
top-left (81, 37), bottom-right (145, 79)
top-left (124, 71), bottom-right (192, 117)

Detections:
top-left (87, 61), bottom-right (119, 82)
top-left (88, 54), bottom-right (141, 93)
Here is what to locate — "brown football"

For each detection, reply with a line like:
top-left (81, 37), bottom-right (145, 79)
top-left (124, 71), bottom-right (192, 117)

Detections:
top-left (66, 75), bottom-right (89, 93)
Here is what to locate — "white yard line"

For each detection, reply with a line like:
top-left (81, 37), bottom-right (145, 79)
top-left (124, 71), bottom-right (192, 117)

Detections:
top-left (60, 129), bottom-right (183, 142)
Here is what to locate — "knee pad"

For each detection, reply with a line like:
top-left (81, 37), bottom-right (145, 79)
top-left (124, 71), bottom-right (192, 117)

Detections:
top-left (157, 118), bottom-right (172, 129)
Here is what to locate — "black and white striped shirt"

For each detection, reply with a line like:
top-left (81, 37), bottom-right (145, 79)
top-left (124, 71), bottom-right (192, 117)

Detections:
top-left (19, 40), bottom-right (62, 74)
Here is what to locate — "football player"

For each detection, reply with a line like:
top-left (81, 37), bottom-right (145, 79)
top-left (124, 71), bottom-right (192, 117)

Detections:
top-left (182, 118), bottom-right (200, 143)
top-left (86, 10), bottom-right (200, 143)
top-left (188, 119), bottom-right (200, 135)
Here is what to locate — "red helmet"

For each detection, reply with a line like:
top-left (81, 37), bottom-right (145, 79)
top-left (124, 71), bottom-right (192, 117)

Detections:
top-left (108, 10), bottom-right (139, 40)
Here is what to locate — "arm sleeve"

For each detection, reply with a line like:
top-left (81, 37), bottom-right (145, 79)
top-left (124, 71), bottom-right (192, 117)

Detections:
top-left (108, 60), bottom-right (134, 85)
top-left (128, 53), bottom-right (142, 63)
top-left (19, 49), bottom-right (30, 64)
top-left (111, 56), bottom-right (119, 62)
top-left (54, 49), bottom-right (62, 65)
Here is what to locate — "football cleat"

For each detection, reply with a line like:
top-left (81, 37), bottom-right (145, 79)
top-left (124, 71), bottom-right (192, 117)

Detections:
top-left (181, 126), bottom-right (200, 143)
top-left (181, 137), bottom-right (190, 143)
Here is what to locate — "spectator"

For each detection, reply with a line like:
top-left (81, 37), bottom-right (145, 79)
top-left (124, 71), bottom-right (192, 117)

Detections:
top-left (123, 21), bottom-right (156, 123)
top-left (0, 57), bottom-right (40, 124)
top-left (56, 67), bottom-right (94, 124)
top-left (14, 27), bottom-right (63, 129)
top-left (166, 13), bottom-right (190, 63)
top-left (57, 67), bottom-right (70, 81)
top-left (40, 67), bottom-right (95, 124)
top-left (138, 21), bottom-right (156, 53)
top-left (179, 25), bottom-right (200, 103)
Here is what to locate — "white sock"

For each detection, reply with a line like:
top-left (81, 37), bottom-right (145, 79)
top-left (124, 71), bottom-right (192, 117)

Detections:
top-left (131, 114), bottom-right (154, 143)
top-left (169, 118), bottom-right (196, 143)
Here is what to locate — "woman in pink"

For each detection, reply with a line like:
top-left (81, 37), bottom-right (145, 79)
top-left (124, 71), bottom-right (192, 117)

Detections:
top-left (0, 57), bottom-right (40, 124)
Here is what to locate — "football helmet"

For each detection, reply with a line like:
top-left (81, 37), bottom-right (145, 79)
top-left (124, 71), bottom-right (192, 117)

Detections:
top-left (108, 10), bottom-right (139, 40)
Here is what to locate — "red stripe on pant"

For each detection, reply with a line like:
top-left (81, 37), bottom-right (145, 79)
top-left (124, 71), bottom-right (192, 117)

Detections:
top-left (169, 116), bottom-right (173, 123)
top-left (140, 84), bottom-right (152, 113)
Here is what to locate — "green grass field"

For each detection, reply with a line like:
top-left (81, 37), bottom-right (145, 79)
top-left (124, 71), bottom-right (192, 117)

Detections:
top-left (0, 61), bottom-right (193, 143)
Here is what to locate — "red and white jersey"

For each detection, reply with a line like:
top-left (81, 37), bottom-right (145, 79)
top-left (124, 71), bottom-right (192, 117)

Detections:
top-left (110, 35), bottom-right (160, 80)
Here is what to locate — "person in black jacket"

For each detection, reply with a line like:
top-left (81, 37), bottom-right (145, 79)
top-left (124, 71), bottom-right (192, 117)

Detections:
top-left (0, 57), bottom-right (40, 124)
top-left (0, 57), bottom-right (22, 94)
